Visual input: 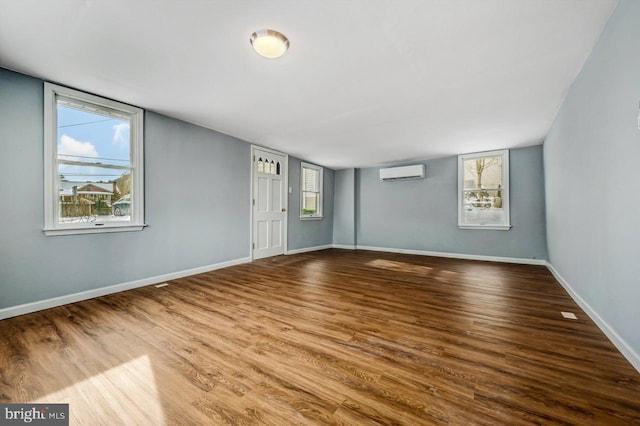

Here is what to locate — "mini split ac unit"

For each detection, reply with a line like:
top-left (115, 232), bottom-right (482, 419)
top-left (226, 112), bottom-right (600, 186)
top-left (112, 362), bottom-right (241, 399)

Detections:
top-left (379, 164), bottom-right (426, 181)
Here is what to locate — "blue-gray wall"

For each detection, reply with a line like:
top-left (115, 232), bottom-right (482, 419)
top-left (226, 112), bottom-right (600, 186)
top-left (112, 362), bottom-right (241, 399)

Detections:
top-left (355, 145), bottom-right (547, 260)
top-left (332, 168), bottom-right (356, 246)
top-left (544, 0), bottom-right (640, 358)
top-left (0, 68), bottom-right (252, 309)
top-left (287, 157), bottom-right (335, 250)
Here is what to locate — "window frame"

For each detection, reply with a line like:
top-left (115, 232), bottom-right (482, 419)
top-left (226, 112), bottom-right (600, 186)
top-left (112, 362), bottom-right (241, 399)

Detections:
top-left (300, 162), bottom-right (323, 220)
top-left (43, 82), bottom-right (145, 236)
top-left (457, 149), bottom-right (510, 231)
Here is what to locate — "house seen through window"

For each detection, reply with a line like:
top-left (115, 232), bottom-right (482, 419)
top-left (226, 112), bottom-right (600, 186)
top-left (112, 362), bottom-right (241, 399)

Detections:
top-left (44, 83), bottom-right (144, 235)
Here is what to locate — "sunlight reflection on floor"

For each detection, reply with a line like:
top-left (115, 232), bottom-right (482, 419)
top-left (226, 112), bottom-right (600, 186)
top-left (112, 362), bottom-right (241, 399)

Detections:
top-left (35, 355), bottom-right (165, 426)
top-left (367, 259), bottom-right (441, 276)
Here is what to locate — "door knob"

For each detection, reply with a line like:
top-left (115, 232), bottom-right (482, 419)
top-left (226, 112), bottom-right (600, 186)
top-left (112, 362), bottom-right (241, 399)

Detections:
top-left (281, 208), bottom-right (287, 212)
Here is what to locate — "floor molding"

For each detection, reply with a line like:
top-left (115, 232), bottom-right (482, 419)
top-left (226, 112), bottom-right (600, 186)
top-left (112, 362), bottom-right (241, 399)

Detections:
top-left (332, 244), bottom-right (356, 250)
top-left (545, 262), bottom-right (640, 374)
top-left (355, 245), bottom-right (547, 265)
top-left (286, 244), bottom-right (333, 255)
top-left (0, 256), bottom-right (251, 321)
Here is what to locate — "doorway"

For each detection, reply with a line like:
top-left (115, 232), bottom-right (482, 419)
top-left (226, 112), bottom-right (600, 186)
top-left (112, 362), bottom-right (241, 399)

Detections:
top-left (251, 146), bottom-right (288, 260)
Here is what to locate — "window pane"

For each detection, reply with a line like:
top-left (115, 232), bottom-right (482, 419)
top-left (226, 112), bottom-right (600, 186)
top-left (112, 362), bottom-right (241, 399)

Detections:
top-left (57, 104), bottom-right (130, 166)
top-left (303, 167), bottom-right (319, 192)
top-left (463, 156), bottom-right (502, 190)
top-left (57, 104), bottom-right (132, 224)
top-left (57, 166), bottom-right (131, 223)
top-left (462, 155), bottom-right (505, 225)
top-left (302, 192), bottom-right (318, 215)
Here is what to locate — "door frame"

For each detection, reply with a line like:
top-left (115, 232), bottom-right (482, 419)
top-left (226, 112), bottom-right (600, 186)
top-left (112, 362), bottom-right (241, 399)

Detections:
top-left (250, 145), bottom-right (289, 260)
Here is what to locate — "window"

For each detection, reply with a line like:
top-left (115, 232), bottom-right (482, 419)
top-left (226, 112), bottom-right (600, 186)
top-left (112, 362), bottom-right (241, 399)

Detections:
top-left (43, 83), bottom-right (145, 235)
top-left (256, 157), bottom-right (281, 175)
top-left (458, 149), bottom-right (510, 230)
top-left (300, 162), bottom-right (323, 219)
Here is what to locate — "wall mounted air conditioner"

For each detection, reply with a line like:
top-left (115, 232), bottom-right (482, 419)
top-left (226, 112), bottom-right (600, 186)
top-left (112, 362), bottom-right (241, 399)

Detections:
top-left (379, 164), bottom-right (425, 181)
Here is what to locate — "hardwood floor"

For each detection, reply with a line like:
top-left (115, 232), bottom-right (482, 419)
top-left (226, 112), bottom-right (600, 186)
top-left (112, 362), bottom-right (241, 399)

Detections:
top-left (1, 249), bottom-right (639, 425)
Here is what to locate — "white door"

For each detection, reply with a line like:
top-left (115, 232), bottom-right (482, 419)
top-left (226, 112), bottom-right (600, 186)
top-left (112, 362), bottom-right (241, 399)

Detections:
top-left (252, 148), bottom-right (287, 260)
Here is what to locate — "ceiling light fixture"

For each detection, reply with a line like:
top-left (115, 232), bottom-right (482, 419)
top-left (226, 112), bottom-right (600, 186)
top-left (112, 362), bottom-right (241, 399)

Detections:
top-left (250, 29), bottom-right (289, 59)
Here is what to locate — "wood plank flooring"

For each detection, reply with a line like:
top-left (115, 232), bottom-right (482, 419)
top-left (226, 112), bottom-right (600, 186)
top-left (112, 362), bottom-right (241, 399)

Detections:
top-left (1, 249), bottom-right (639, 425)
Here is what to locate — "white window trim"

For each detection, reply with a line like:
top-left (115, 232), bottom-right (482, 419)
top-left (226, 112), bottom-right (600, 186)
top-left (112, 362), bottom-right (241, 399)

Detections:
top-left (300, 162), bottom-right (323, 219)
top-left (43, 82), bottom-right (145, 236)
top-left (457, 149), bottom-right (511, 230)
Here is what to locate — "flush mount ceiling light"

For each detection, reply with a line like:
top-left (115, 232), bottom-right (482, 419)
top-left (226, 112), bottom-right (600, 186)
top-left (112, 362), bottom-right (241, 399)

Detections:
top-left (250, 29), bottom-right (289, 59)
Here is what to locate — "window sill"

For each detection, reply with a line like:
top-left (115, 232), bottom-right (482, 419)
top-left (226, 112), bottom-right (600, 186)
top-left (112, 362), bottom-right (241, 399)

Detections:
top-left (458, 224), bottom-right (511, 231)
top-left (300, 216), bottom-right (323, 221)
top-left (43, 224), bottom-right (147, 236)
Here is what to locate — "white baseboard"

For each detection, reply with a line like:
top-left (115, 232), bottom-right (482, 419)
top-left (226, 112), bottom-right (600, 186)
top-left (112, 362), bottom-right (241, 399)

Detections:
top-left (545, 262), bottom-right (640, 374)
top-left (355, 245), bottom-right (547, 265)
top-left (286, 244), bottom-right (333, 255)
top-left (332, 244), bottom-right (356, 250)
top-left (0, 256), bottom-right (252, 321)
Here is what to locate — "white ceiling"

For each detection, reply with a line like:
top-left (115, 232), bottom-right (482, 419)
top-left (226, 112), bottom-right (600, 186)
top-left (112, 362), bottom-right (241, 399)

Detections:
top-left (0, 0), bottom-right (617, 169)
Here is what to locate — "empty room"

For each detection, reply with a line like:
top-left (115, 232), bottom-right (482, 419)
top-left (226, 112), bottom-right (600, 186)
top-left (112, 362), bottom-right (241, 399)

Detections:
top-left (1, 0), bottom-right (639, 424)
